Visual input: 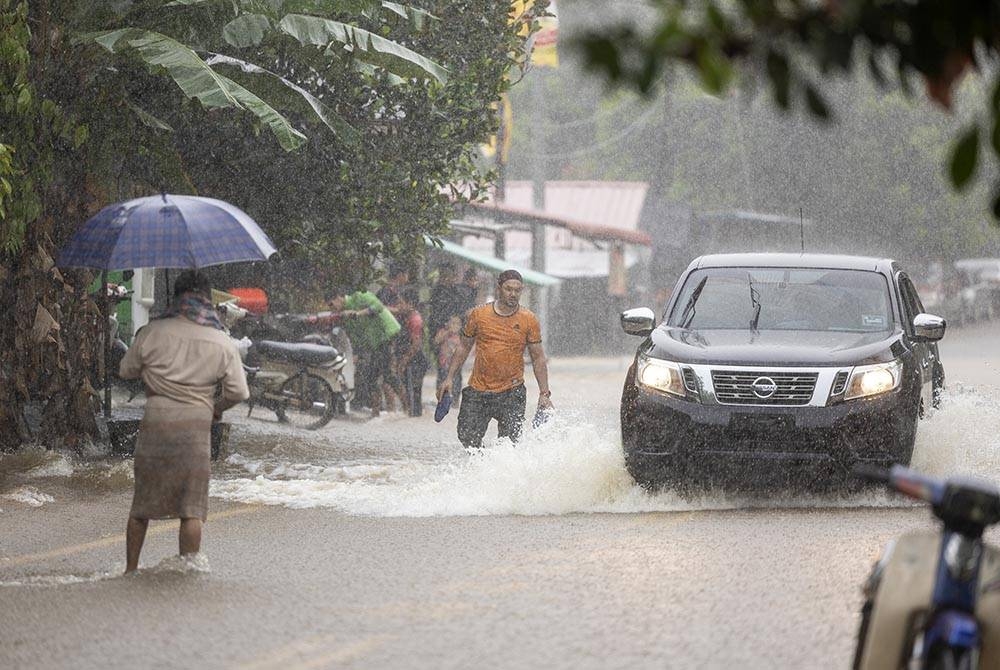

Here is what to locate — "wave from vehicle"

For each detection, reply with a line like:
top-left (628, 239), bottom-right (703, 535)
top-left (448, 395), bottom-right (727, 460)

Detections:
top-left (210, 390), bottom-right (1000, 517)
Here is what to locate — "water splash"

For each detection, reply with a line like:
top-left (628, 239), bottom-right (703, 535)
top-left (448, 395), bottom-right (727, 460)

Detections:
top-left (0, 569), bottom-right (119, 587)
top-left (143, 552), bottom-right (211, 575)
top-left (0, 554), bottom-right (210, 587)
top-left (910, 384), bottom-right (1000, 482)
top-left (0, 445), bottom-right (133, 496)
top-left (1, 486), bottom-right (55, 507)
top-left (211, 387), bottom-right (1000, 518)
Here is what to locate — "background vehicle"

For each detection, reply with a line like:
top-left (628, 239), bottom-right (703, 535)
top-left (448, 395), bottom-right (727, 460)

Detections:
top-left (243, 340), bottom-right (346, 429)
top-left (619, 253), bottom-right (947, 490)
top-left (954, 258), bottom-right (1000, 325)
top-left (224, 309), bottom-right (353, 430)
top-left (852, 465), bottom-right (1000, 670)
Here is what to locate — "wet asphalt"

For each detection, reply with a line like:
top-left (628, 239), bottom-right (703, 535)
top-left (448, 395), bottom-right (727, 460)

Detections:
top-left (1, 322), bottom-right (998, 670)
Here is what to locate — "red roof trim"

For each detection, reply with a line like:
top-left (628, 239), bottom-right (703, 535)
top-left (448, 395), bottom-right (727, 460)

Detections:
top-left (465, 201), bottom-right (651, 247)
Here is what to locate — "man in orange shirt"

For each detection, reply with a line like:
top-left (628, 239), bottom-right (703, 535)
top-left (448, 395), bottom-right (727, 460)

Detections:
top-left (437, 269), bottom-right (554, 449)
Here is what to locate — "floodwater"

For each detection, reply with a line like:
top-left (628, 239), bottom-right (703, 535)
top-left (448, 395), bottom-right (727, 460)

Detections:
top-left (1, 323), bottom-right (998, 670)
top-left (4, 321), bottom-right (998, 518)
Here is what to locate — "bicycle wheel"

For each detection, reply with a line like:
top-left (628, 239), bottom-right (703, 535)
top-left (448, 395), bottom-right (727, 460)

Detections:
top-left (274, 372), bottom-right (335, 429)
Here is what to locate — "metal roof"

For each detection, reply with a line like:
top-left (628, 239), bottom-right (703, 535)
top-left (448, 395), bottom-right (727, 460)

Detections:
top-left (464, 201), bottom-right (651, 246)
top-left (424, 236), bottom-right (561, 286)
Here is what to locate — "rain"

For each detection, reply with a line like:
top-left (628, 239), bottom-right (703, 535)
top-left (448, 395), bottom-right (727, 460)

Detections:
top-left (3, 2), bottom-right (1000, 669)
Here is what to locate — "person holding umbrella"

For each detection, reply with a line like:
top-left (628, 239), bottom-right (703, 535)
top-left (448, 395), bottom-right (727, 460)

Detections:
top-left (119, 270), bottom-right (248, 573)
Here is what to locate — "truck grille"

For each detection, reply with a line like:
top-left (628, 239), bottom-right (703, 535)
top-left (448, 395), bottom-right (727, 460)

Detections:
top-left (711, 370), bottom-right (818, 406)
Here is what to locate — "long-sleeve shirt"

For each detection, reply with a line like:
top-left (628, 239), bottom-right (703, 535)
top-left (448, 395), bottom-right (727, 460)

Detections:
top-left (120, 315), bottom-right (249, 413)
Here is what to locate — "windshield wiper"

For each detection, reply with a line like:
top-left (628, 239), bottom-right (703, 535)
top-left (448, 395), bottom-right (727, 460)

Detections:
top-left (748, 272), bottom-right (761, 332)
top-left (679, 276), bottom-right (708, 328)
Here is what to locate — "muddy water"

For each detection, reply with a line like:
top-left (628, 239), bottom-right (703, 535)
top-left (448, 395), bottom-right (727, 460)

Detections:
top-left (3, 323), bottom-right (998, 518)
top-left (203, 322), bottom-right (1000, 517)
top-left (206, 386), bottom-right (999, 516)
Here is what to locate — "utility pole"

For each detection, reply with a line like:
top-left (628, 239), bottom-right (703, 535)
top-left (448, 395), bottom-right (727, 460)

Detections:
top-left (529, 68), bottom-right (549, 344)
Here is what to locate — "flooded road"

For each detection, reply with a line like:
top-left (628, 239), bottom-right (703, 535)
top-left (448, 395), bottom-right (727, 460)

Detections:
top-left (1, 322), bottom-right (998, 669)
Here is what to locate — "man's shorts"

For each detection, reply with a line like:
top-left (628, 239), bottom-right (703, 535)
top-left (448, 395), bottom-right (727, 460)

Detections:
top-left (456, 384), bottom-right (526, 449)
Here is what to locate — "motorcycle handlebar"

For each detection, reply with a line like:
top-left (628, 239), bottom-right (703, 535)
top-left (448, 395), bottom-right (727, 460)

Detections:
top-left (851, 464), bottom-right (890, 483)
top-left (852, 464), bottom-right (944, 505)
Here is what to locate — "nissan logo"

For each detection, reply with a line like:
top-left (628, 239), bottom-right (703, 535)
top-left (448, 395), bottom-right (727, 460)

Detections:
top-left (751, 376), bottom-right (778, 398)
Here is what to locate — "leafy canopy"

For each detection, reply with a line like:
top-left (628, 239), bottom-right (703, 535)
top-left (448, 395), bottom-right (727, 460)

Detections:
top-left (78, 0), bottom-right (448, 150)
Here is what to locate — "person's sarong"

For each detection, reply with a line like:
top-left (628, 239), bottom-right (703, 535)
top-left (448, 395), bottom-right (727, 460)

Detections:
top-left (129, 396), bottom-right (212, 521)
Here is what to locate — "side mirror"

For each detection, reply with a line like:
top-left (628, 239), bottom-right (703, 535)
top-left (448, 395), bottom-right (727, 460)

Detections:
top-left (913, 313), bottom-right (946, 341)
top-left (621, 307), bottom-right (656, 336)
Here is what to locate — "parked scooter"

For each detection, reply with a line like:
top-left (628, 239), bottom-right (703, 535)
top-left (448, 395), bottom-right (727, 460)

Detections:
top-left (852, 465), bottom-right (1000, 669)
top-left (106, 309), bottom-right (145, 400)
top-left (221, 307), bottom-right (352, 430)
top-left (91, 284), bottom-right (144, 399)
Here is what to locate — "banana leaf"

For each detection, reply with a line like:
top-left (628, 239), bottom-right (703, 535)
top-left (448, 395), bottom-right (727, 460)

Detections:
top-left (278, 13), bottom-right (448, 83)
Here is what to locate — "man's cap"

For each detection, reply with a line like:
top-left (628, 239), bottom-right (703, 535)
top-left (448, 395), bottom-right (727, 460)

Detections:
top-left (497, 269), bottom-right (523, 286)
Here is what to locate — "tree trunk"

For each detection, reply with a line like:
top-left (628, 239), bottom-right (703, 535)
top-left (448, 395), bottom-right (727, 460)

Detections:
top-left (0, 223), bottom-right (103, 451)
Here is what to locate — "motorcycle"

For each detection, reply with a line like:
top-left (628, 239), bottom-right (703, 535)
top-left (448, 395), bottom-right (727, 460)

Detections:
top-left (852, 465), bottom-right (1000, 670)
top-left (222, 307), bottom-right (353, 430)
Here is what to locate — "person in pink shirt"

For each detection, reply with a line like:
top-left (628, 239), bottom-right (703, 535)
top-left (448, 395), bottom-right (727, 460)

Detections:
top-left (395, 287), bottom-right (429, 417)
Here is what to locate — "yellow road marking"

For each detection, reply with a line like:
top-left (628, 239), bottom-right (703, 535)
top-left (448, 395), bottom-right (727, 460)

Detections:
top-left (2, 504), bottom-right (260, 568)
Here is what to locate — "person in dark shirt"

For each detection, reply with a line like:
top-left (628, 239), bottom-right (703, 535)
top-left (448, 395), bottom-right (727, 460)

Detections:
top-left (428, 262), bottom-right (466, 337)
top-left (458, 267), bottom-right (482, 315)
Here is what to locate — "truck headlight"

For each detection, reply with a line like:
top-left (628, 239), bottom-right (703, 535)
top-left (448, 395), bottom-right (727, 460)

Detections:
top-left (845, 360), bottom-right (902, 400)
top-left (637, 357), bottom-right (686, 397)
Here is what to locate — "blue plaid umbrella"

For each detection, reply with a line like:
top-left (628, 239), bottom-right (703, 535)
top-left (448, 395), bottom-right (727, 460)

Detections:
top-left (57, 193), bottom-right (276, 270)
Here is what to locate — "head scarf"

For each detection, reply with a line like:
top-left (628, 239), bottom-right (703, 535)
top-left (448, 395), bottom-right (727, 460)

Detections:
top-left (157, 292), bottom-right (225, 330)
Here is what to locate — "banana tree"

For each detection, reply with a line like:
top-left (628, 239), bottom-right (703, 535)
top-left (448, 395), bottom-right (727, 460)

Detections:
top-left (77, 0), bottom-right (449, 150)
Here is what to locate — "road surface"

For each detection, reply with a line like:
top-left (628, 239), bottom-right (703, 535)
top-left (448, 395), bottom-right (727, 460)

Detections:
top-left (1, 321), bottom-right (998, 669)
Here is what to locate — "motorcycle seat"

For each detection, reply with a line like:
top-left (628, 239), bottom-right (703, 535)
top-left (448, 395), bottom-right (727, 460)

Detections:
top-left (255, 340), bottom-right (343, 366)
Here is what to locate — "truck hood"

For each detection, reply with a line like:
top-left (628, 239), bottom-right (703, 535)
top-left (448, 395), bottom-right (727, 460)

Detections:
top-left (646, 326), bottom-right (904, 366)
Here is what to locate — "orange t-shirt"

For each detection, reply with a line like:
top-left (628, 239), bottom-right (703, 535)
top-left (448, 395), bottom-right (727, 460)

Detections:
top-left (463, 303), bottom-right (542, 393)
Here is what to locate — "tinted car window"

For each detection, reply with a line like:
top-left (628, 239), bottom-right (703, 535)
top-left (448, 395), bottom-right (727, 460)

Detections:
top-left (897, 274), bottom-right (925, 322)
top-left (668, 268), bottom-right (892, 332)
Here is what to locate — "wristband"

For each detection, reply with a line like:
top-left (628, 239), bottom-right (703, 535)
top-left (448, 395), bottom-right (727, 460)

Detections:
top-left (539, 390), bottom-right (551, 398)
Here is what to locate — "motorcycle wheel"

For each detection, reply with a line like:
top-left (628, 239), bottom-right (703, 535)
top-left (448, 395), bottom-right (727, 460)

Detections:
top-left (274, 372), bottom-right (335, 430)
top-left (925, 646), bottom-right (976, 670)
top-left (333, 371), bottom-right (352, 415)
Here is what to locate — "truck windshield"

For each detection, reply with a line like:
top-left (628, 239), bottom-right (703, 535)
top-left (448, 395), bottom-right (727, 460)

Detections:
top-left (667, 267), bottom-right (893, 333)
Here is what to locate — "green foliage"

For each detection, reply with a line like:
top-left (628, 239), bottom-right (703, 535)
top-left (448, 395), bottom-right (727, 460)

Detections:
top-left (950, 126), bottom-right (979, 190)
top-left (506, 1), bottom-right (993, 266)
top-left (75, 0), bottom-right (449, 151)
top-left (0, 0), bottom-right (535, 446)
top-left (165, 0), bottom-right (537, 289)
top-left (0, 1), bottom-right (60, 253)
top-left (572, 0), bottom-right (1000, 223)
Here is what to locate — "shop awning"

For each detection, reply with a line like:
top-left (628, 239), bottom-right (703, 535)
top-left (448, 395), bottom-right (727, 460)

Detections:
top-left (425, 236), bottom-right (561, 287)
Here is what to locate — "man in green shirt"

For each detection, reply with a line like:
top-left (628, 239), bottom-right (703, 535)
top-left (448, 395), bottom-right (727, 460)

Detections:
top-left (327, 288), bottom-right (401, 417)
